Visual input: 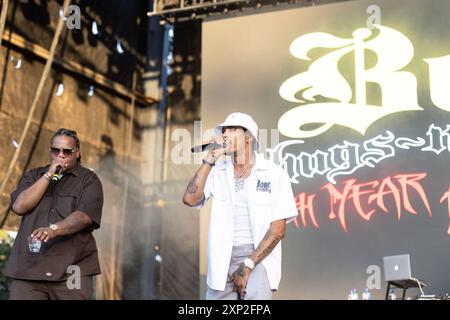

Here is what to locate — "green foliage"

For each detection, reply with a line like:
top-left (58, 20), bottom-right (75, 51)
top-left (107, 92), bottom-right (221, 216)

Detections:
top-left (0, 232), bottom-right (13, 300)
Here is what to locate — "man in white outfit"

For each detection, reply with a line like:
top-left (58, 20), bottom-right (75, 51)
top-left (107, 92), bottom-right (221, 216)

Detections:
top-left (183, 112), bottom-right (298, 300)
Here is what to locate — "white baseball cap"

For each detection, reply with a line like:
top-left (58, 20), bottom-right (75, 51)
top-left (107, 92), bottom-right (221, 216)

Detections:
top-left (215, 112), bottom-right (259, 145)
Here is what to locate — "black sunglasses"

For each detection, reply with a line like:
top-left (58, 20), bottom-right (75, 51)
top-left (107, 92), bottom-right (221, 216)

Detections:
top-left (50, 147), bottom-right (77, 156)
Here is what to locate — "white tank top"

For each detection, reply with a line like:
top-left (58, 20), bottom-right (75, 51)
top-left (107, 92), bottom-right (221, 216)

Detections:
top-left (233, 175), bottom-right (253, 246)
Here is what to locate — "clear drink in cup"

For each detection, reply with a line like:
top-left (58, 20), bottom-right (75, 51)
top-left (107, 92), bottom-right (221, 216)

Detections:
top-left (28, 235), bottom-right (42, 253)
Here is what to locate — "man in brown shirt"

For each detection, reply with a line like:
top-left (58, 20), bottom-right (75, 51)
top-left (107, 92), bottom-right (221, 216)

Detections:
top-left (4, 128), bottom-right (103, 299)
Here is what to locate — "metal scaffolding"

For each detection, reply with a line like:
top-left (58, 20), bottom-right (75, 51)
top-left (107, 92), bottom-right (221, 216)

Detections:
top-left (148, 0), bottom-right (318, 23)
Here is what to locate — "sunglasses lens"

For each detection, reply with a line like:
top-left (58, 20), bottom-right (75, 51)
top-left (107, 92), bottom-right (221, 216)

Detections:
top-left (50, 148), bottom-right (74, 156)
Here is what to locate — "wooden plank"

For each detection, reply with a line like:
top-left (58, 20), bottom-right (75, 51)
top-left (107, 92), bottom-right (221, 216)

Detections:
top-left (1, 29), bottom-right (158, 105)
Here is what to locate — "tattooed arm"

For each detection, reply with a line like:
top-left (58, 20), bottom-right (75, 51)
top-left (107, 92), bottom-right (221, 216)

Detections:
top-left (249, 219), bottom-right (286, 265)
top-left (182, 144), bottom-right (224, 207)
top-left (182, 170), bottom-right (209, 207)
top-left (232, 219), bottom-right (286, 298)
top-left (31, 211), bottom-right (93, 243)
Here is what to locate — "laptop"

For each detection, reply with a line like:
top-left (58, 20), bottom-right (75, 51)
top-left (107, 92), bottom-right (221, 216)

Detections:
top-left (383, 254), bottom-right (412, 281)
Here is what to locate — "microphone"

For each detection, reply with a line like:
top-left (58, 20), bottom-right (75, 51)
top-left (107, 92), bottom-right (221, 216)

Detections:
top-left (51, 166), bottom-right (63, 182)
top-left (191, 142), bottom-right (223, 153)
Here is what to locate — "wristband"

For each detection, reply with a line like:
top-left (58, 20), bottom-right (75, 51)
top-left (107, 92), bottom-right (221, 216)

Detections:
top-left (43, 172), bottom-right (52, 181)
top-left (244, 258), bottom-right (255, 270)
top-left (202, 158), bottom-right (215, 167)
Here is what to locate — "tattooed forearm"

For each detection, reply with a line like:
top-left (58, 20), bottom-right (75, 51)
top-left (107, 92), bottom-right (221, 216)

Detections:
top-left (57, 211), bottom-right (93, 236)
top-left (249, 220), bottom-right (286, 265)
top-left (187, 174), bottom-right (199, 194)
top-left (255, 235), bottom-right (283, 264)
top-left (183, 159), bottom-right (214, 206)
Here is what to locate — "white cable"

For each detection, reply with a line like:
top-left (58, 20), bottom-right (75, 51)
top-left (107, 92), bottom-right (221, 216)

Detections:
top-left (410, 277), bottom-right (425, 297)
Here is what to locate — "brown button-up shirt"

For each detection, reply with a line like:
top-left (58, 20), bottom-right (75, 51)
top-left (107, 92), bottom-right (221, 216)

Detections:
top-left (4, 164), bottom-right (103, 281)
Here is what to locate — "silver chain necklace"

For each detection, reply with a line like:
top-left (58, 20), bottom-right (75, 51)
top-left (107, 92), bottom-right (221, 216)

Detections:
top-left (234, 165), bottom-right (252, 192)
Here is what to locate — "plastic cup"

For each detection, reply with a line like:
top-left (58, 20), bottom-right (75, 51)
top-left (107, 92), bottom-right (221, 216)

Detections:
top-left (28, 235), bottom-right (42, 253)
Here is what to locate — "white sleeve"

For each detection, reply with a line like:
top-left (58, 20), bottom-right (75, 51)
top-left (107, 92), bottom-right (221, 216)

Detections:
top-left (194, 168), bottom-right (214, 209)
top-left (270, 169), bottom-right (298, 223)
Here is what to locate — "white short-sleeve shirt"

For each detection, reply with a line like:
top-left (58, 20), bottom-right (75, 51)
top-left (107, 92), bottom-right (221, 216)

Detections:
top-left (197, 153), bottom-right (298, 291)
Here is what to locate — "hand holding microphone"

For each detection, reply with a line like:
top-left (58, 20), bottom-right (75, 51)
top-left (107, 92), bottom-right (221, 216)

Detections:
top-left (191, 136), bottom-right (230, 153)
top-left (51, 166), bottom-right (63, 182)
top-left (192, 137), bottom-right (228, 153)
top-left (47, 160), bottom-right (67, 182)
top-left (196, 137), bottom-right (229, 166)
